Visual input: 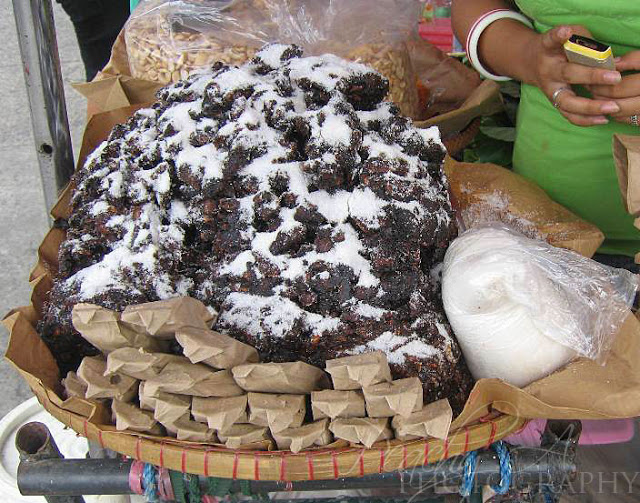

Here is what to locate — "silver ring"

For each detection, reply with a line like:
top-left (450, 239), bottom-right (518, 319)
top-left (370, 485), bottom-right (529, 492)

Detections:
top-left (551, 88), bottom-right (570, 109)
top-left (631, 115), bottom-right (639, 127)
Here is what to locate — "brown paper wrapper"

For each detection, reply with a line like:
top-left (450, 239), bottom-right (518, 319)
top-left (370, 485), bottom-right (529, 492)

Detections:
top-left (325, 351), bottom-right (392, 390)
top-left (311, 390), bottom-right (365, 420)
top-left (145, 362), bottom-right (243, 397)
top-left (232, 362), bottom-right (330, 394)
top-left (105, 348), bottom-right (188, 380)
top-left (363, 377), bottom-right (423, 418)
top-left (613, 134), bottom-right (640, 216)
top-left (329, 418), bottom-right (393, 449)
top-left (62, 371), bottom-right (88, 399)
top-left (391, 399), bottom-right (453, 441)
top-left (138, 382), bottom-right (156, 411)
top-left (112, 400), bottom-right (163, 435)
top-left (272, 419), bottom-right (333, 453)
top-left (247, 393), bottom-right (306, 434)
top-left (192, 395), bottom-right (248, 431)
top-left (171, 415), bottom-right (218, 443)
top-left (72, 304), bottom-right (161, 353)
top-left (217, 424), bottom-right (271, 450)
top-left (445, 158), bottom-right (605, 258)
top-left (153, 392), bottom-right (191, 427)
top-left (175, 327), bottom-right (258, 369)
top-left (73, 75), bottom-right (162, 114)
top-left (120, 297), bottom-right (216, 338)
top-left (77, 356), bottom-right (138, 402)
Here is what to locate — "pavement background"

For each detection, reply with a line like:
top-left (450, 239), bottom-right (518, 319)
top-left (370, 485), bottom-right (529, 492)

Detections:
top-left (0, 0), bottom-right (85, 419)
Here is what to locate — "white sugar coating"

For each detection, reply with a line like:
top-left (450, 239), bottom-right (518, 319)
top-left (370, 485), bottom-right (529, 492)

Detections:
top-left (56, 44), bottom-right (457, 373)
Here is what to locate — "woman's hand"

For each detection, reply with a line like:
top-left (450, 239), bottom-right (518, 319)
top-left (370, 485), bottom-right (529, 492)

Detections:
top-left (527, 25), bottom-right (622, 127)
top-left (588, 51), bottom-right (640, 126)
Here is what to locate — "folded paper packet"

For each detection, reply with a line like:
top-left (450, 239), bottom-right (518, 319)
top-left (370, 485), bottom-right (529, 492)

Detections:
top-left (247, 393), bottom-right (306, 434)
top-left (120, 297), bottom-right (216, 338)
top-left (170, 415), bottom-right (218, 443)
top-left (77, 356), bottom-right (138, 402)
top-left (112, 400), bottom-right (163, 435)
top-left (363, 377), bottom-right (423, 418)
top-left (145, 362), bottom-right (243, 397)
top-left (613, 134), bottom-right (640, 216)
top-left (272, 419), bottom-right (333, 453)
top-left (138, 382), bottom-right (156, 411)
top-left (329, 418), bottom-right (393, 449)
top-left (105, 348), bottom-right (188, 380)
top-left (391, 399), bottom-right (453, 441)
top-left (72, 304), bottom-right (161, 353)
top-left (232, 362), bottom-right (331, 394)
top-left (217, 424), bottom-right (271, 449)
top-left (175, 327), bottom-right (259, 369)
top-left (153, 392), bottom-right (191, 426)
top-left (62, 371), bottom-right (87, 399)
top-left (325, 351), bottom-right (392, 390)
top-left (311, 390), bottom-right (365, 420)
top-left (192, 395), bottom-right (248, 431)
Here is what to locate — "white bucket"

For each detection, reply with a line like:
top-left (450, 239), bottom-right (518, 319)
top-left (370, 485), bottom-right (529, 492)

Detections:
top-left (0, 397), bottom-right (142, 503)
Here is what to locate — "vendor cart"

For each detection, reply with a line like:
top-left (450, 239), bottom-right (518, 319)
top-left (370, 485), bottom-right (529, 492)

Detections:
top-left (9, 1), bottom-right (633, 502)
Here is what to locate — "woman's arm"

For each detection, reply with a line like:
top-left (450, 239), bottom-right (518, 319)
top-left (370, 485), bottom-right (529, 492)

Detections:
top-left (452, 0), bottom-right (623, 126)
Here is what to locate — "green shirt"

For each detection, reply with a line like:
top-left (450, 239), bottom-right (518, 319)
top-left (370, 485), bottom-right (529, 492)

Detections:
top-left (130, 0), bottom-right (139, 11)
top-left (513, 0), bottom-right (640, 256)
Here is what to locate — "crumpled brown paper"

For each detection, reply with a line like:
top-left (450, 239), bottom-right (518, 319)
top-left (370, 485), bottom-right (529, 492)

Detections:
top-left (311, 390), bottom-right (365, 420)
top-left (232, 362), bottom-right (330, 394)
top-left (72, 304), bottom-right (161, 353)
top-left (77, 356), bottom-right (138, 402)
top-left (363, 377), bottom-right (423, 418)
top-left (247, 393), bottom-right (306, 434)
top-left (391, 399), bottom-right (453, 441)
top-left (445, 158), bottom-right (605, 258)
top-left (138, 382), bottom-right (156, 411)
top-left (170, 415), bottom-right (218, 442)
top-left (613, 134), bottom-right (640, 217)
top-left (105, 348), bottom-right (188, 380)
top-left (120, 297), bottom-right (216, 338)
top-left (272, 419), bottom-right (333, 453)
top-left (217, 424), bottom-right (271, 450)
top-left (325, 352), bottom-right (392, 390)
top-left (192, 395), bottom-right (248, 431)
top-left (62, 371), bottom-right (87, 399)
top-left (112, 399), bottom-right (163, 435)
top-left (73, 75), bottom-right (163, 114)
top-left (175, 327), bottom-right (258, 369)
top-left (152, 392), bottom-right (191, 427)
top-left (329, 417), bottom-right (393, 448)
top-left (145, 362), bottom-right (243, 397)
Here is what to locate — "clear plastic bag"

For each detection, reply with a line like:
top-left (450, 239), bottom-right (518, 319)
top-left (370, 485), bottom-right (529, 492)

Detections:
top-left (125, 0), bottom-right (422, 117)
top-left (442, 225), bottom-right (639, 387)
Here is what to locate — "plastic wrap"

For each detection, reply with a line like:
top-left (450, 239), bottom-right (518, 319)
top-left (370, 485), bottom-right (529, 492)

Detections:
top-left (125, 0), bottom-right (422, 116)
top-left (442, 226), bottom-right (639, 388)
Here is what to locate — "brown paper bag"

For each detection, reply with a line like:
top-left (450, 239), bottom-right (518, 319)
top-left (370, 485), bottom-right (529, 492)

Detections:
top-left (73, 75), bottom-right (162, 114)
top-left (138, 382), bottom-right (156, 411)
top-left (145, 362), bottom-right (243, 397)
top-left (613, 134), bottom-right (640, 216)
top-left (77, 356), bottom-right (138, 402)
top-left (217, 424), bottom-right (271, 449)
top-left (247, 393), bottom-right (306, 434)
top-left (192, 395), bottom-right (248, 431)
top-left (329, 418), bottom-right (393, 448)
top-left (62, 371), bottom-right (88, 399)
top-left (120, 297), bottom-right (216, 338)
top-left (153, 392), bottom-right (191, 426)
top-left (72, 304), bottom-right (161, 353)
top-left (105, 348), bottom-right (188, 380)
top-left (175, 327), bottom-right (258, 369)
top-left (363, 377), bottom-right (423, 418)
top-left (391, 399), bottom-right (453, 441)
top-left (311, 390), bottom-right (365, 420)
top-left (445, 158), bottom-right (606, 258)
top-left (232, 362), bottom-right (330, 394)
top-left (112, 400), bottom-right (163, 435)
top-left (272, 419), bottom-right (333, 453)
top-left (325, 352), bottom-right (392, 390)
top-left (171, 415), bottom-right (218, 443)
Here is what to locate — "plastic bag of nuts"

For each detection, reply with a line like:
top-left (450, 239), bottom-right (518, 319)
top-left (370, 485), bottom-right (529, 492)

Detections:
top-left (125, 0), bottom-right (422, 118)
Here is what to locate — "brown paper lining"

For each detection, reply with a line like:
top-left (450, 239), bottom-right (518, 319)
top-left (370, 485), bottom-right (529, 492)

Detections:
top-left (613, 134), bottom-right (640, 217)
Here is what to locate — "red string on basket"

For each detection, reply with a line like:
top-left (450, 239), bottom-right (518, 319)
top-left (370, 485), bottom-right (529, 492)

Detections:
top-left (129, 460), bottom-right (145, 495)
top-left (463, 428), bottom-right (470, 453)
top-left (358, 449), bottom-right (365, 477)
top-left (378, 449), bottom-right (385, 473)
top-left (181, 451), bottom-right (187, 474)
top-left (306, 454), bottom-right (315, 481)
top-left (253, 453), bottom-right (260, 480)
top-left (279, 454), bottom-right (286, 482)
top-left (135, 438), bottom-right (142, 461)
top-left (487, 422), bottom-right (498, 448)
top-left (331, 452), bottom-right (339, 479)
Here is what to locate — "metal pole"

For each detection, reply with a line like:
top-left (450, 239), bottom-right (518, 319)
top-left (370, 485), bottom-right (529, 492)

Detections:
top-left (12, 0), bottom-right (74, 219)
